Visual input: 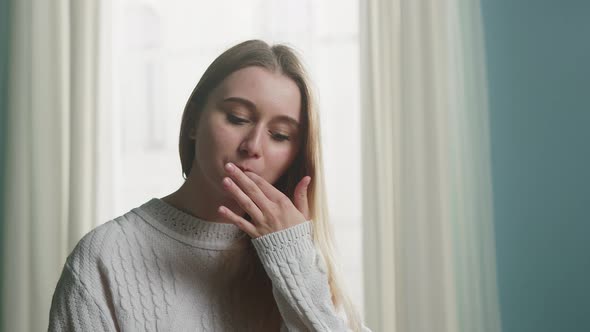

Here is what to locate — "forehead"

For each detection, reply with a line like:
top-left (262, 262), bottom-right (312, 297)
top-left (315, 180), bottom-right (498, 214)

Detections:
top-left (212, 66), bottom-right (302, 122)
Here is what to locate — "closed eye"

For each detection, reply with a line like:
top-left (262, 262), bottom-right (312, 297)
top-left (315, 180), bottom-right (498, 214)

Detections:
top-left (227, 114), bottom-right (249, 125)
top-left (271, 132), bottom-right (290, 142)
top-left (227, 113), bottom-right (291, 142)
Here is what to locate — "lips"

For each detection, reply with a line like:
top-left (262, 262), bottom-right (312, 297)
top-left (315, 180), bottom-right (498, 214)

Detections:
top-left (236, 165), bottom-right (252, 172)
top-left (225, 159), bottom-right (255, 173)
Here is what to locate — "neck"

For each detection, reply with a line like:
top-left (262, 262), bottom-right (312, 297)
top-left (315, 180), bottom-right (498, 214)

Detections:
top-left (161, 167), bottom-right (245, 224)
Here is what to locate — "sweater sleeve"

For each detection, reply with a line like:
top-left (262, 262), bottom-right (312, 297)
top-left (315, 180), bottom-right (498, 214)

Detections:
top-left (251, 221), bottom-right (350, 332)
top-left (48, 262), bottom-right (117, 332)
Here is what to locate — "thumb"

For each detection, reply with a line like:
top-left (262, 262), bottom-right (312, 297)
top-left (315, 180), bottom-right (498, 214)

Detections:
top-left (293, 176), bottom-right (311, 220)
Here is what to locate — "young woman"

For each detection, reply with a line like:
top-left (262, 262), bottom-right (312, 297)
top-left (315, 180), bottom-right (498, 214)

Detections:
top-left (49, 40), bottom-right (371, 331)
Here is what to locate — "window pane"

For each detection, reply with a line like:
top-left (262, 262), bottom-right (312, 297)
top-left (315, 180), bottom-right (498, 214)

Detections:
top-left (100, 0), bottom-right (364, 317)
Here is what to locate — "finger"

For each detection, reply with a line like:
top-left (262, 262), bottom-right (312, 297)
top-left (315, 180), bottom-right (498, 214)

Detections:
top-left (293, 176), bottom-right (311, 220)
top-left (243, 171), bottom-right (285, 203)
top-left (218, 205), bottom-right (259, 238)
top-left (225, 163), bottom-right (272, 212)
top-left (222, 177), bottom-right (264, 222)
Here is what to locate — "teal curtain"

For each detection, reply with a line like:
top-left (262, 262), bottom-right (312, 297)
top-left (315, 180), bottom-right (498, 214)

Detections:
top-left (0, 0), bottom-right (11, 326)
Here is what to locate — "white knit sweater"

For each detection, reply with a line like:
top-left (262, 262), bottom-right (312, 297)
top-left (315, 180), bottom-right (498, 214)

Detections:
top-left (48, 198), bottom-right (366, 331)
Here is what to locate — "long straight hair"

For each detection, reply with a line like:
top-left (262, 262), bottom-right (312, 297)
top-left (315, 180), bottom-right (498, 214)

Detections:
top-left (176, 40), bottom-right (362, 331)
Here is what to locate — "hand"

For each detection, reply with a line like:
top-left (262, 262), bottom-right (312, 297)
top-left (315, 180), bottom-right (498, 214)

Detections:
top-left (218, 162), bottom-right (312, 238)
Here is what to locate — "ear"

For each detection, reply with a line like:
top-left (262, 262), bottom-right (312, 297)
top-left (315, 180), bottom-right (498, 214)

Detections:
top-left (189, 127), bottom-right (197, 139)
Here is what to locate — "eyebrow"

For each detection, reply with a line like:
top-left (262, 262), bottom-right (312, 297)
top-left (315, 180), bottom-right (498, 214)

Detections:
top-left (222, 96), bottom-right (300, 129)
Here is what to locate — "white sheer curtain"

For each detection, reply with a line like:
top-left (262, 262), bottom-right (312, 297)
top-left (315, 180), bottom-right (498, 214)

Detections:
top-left (2, 1), bottom-right (101, 330)
top-left (360, 0), bottom-right (501, 331)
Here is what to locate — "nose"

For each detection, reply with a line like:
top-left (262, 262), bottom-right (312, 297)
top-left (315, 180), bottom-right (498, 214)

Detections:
top-left (239, 126), bottom-right (263, 158)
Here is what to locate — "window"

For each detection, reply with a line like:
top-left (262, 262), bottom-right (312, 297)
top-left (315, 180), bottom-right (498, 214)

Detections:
top-left (99, 0), bottom-right (364, 317)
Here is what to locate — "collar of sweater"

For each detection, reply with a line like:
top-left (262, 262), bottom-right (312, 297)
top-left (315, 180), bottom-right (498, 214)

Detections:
top-left (133, 198), bottom-right (248, 250)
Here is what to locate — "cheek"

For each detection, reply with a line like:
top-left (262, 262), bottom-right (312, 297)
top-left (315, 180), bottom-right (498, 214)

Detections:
top-left (198, 120), bottom-right (239, 154)
top-left (194, 130), bottom-right (221, 173)
top-left (210, 126), bottom-right (237, 150)
top-left (265, 146), bottom-right (299, 180)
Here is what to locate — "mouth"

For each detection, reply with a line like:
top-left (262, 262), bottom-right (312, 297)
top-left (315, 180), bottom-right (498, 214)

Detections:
top-left (225, 160), bottom-right (251, 173)
top-left (236, 165), bottom-right (252, 173)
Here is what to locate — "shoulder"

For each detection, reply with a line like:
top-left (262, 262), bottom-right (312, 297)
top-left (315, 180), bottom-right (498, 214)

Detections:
top-left (64, 218), bottom-right (117, 276)
top-left (64, 209), bottom-right (148, 278)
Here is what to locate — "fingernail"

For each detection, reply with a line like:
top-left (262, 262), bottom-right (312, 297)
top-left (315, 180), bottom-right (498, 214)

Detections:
top-left (223, 177), bottom-right (232, 186)
top-left (225, 163), bottom-right (234, 172)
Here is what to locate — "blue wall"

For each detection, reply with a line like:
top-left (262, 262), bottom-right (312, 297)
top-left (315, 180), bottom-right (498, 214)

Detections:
top-left (481, 1), bottom-right (590, 331)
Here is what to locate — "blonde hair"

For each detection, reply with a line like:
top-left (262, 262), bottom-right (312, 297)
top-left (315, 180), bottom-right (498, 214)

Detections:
top-left (176, 40), bottom-right (362, 331)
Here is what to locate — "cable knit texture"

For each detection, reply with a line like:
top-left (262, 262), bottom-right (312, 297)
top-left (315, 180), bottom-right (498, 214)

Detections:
top-left (48, 198), bottom-right (361, 331)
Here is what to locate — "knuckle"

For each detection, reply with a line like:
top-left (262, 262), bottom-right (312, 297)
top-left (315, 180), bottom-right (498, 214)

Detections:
top-left (249, 174), bottom-right (261, 184)
top-left (278, 196), bottom-right (291, 207)
top-left (245, 200), bottom-right (257, 211)
top-left (244, 181), bottom-right (257, 193)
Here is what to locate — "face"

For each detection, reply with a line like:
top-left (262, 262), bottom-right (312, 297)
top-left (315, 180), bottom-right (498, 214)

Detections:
top-left (190, 66), bottom-right (303, 196)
